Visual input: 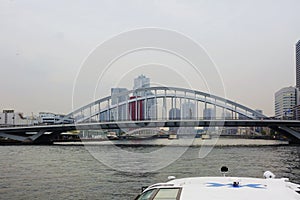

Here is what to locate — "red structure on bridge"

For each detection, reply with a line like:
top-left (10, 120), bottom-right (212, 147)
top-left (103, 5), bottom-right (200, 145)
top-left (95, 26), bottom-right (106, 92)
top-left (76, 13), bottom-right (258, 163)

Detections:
top-left (129, 96), bottom-right (144, 121)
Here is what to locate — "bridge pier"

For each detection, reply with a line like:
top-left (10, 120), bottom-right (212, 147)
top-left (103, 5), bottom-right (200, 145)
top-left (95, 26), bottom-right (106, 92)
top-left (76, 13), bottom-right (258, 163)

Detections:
top-left (270, 126), bottom-right (300, 144)
top-left (0, 131), bottom-right (63, 145)
top-left (32, 134), bottom-right (55, 145)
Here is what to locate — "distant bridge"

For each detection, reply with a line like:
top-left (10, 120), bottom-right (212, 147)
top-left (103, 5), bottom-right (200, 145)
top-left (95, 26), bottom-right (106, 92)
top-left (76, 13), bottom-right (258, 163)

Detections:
top-left (1, 87), bottom-right (300, 144)
top-left (60, 86), bottom-right (266, 123)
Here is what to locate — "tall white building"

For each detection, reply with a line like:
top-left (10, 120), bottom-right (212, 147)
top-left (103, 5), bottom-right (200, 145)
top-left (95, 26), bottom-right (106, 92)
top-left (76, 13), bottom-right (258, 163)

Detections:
top-left (274, 86), bottom-right (298, 119)
top-left (111, 88), bottom-right (128, 104)
top-left (133, 74), bottom-right (156, 119)
top-left (133, 74), bottom-right (150, 96)
top-left (111, 88), bottom-right (129, 121)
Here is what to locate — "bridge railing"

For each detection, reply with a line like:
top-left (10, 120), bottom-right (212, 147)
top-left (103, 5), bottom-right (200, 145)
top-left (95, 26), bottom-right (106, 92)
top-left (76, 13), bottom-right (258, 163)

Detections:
top-left (57, 87), bottom-right (267, 124)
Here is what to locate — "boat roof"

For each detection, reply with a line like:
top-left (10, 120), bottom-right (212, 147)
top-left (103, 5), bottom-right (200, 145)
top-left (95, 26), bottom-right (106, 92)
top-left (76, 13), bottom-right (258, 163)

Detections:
top-left (139, 176), bottom-right (300, 200)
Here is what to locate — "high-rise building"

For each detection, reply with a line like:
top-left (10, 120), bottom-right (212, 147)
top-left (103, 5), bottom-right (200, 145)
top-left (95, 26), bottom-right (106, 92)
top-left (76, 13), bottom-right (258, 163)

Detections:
top-left (169, 108), bottom-right (181, 133)
top-left (169, 108), bottom-right (181, 120)
top-left (111, 88), bottom-right (128, 104)
top-left (254, 109), bottom-right (263, 132)
top-left (294, 40), bottom-right (300, 120)
top-left (111, 88), bottom-right (128, 121)
top-left (296, 40), bottom-right (300, 89)
top-left (274, 86), bottom-right (298, 119)
top-left (181, 102), bottom-right (196, 119)
top-left (133, 74), bottom-right (150, 96)
top-left (222, 111), bottom-right (231, 119)
top-left (203, 108), bottom-right (216, 119)
top-left (203, 108), bottom-right (216, 131)
top-left (132, 74), bottom-right (156, 119)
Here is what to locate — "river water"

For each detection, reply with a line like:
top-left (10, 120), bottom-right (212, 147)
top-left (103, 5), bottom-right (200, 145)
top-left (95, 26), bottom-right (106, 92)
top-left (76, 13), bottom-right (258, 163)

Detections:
top-left (0, 145), bottom-right (299, 200)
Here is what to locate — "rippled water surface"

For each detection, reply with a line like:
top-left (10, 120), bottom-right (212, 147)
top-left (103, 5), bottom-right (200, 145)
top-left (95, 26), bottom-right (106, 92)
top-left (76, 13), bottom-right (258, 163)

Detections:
top-left (0, 145), bottom-right (299, 199)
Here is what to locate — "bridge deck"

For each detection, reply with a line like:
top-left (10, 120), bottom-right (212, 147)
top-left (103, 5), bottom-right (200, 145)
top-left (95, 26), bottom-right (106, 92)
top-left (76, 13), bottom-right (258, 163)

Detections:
top-left (1, 119), bottom-right (300, 133)
top-left (1, 120), bottom-right (300, 144)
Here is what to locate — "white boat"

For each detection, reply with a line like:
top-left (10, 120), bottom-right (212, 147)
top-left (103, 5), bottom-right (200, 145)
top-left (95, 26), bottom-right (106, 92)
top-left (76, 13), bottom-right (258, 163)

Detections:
top-left (134, 167), bottom-right (300, 200)
top-left (106, 132), bottom-right (119, 140)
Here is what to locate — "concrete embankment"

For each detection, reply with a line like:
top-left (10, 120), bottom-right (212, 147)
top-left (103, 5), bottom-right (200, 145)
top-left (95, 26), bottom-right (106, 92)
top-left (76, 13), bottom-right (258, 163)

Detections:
top-left (54, 138), bottom-right (289, 146)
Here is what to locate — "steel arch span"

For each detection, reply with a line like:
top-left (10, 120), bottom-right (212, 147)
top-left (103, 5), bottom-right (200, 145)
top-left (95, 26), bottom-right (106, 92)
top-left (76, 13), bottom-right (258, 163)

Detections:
top-left (60, 86), bottom-right (267, 124)
top-left (56, 86), bottom-right (300, 142)
top-left (1, 87), bottom-right (300, 144)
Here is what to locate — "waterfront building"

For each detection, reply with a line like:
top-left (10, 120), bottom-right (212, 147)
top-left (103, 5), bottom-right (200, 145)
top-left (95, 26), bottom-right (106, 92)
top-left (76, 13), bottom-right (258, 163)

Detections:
top-left (293, 104), bottom-right (300, 120)
top-left (111, 88), bottom-right (129, 121)
top-left (203, 108), bottom-right (215, 132)
top-left (181, 101), bottom-right (196, 119)
top-left (99, 111), bottom-right (108, 122)
top-left (38, 112), bottom-right (73, 124)
top-left (254, 109), bottom-right (263, 132)
top-left (133, 74), bottom-right (150, 96)
top-left (203, 108), bottom-right (216, 119)
top-left (221, 127), bottom-right (238, 135)
top-left (295, 40), bottom-right (300, 119)
top-left (220, 111), bottom-right (238, 134)
top-left (222, 111), bottom-right (232, 120)
top-left (169, 108), bottom-right (181, 133)
top-left (169, 108), bottom-right (181, 120)
top-left (0, 110), bottom-right (37, 126)
top-left (274, 86), bottom-right (298, 119)
top-left (111, 88), bottom-right (128, 104)
top-left (296, 40), bottom-right (300, 89)
top-left (133, 74), bottom-right (156, 120)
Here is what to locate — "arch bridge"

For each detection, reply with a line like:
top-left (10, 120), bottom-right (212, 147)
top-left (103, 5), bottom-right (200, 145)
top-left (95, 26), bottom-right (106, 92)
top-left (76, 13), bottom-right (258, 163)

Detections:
top-left (56, 86), bottom-right (300, 142)
top-left (1, 87), bottom-right (300, 144)
top-left (63, 86), bottom-right (266, 123)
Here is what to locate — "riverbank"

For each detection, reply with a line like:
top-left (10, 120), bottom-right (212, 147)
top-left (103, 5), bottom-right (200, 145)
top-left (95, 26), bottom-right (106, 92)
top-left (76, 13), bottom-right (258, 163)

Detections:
top-left (54, 137), bottom-right (289, 146)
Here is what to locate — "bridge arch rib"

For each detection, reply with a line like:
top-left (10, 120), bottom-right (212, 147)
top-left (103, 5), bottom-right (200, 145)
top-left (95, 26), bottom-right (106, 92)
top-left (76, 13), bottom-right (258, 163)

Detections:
top-left (58, 86), bottom-right (267, 124)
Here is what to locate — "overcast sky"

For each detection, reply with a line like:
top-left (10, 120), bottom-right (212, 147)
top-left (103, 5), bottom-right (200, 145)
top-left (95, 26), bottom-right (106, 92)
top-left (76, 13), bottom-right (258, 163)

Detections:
top-left (1, 0), bottom-right (300, 116)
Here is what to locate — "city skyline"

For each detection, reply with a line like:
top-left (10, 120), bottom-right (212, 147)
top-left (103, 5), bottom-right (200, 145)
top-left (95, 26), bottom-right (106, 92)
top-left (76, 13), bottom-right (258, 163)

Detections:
top-left (1, 1), bottom-right (300, 116)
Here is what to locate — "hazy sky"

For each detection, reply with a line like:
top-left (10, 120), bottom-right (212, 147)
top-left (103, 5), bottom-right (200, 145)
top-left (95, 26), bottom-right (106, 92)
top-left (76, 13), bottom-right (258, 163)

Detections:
top-left (1, 0), bottom-right (300, 116)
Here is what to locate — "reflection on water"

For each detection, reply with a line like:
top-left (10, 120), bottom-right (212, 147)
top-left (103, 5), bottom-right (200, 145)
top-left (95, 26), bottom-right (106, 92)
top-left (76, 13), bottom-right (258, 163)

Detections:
top-left (0, 145), bottom-right (299, 200)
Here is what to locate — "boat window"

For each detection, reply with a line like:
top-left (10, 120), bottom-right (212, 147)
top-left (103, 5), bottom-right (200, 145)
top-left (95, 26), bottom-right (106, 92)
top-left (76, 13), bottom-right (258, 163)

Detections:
top-left (136, 189), bottom-right (158, 200)
top-left (153, 188), bottom-right (181, 200)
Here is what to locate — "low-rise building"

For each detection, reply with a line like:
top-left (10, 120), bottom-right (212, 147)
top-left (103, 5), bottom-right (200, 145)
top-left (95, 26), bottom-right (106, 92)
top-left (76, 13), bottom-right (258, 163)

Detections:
top-left (38, 112), bottom-right (73, 124)
top-left (0, 110), bottom-right (37, 126)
